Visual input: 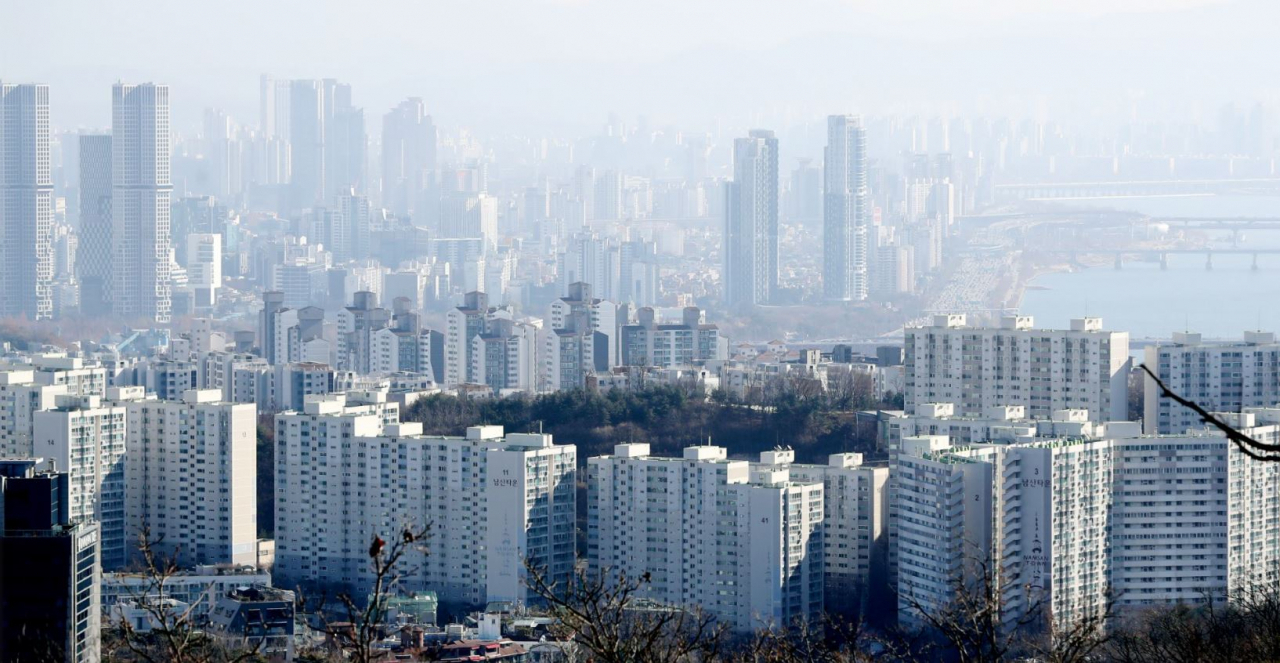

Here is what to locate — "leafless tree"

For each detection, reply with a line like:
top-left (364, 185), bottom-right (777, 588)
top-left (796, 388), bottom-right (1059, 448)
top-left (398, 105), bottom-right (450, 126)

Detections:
top-left (1022, 593), bottom-right (1118, 663)
top-left (523, 561), bottom-right (729, 663)
top-left (104, 530), bottom-right (264, 663)
top-left (1105, 583), bottom-right (1280, 663)
top-left (298, 524), bottom-right (431, 663)
top-left (740, 613), bottom-right (876, 663)
top-left (896, 555), bottom-right (1027, 663)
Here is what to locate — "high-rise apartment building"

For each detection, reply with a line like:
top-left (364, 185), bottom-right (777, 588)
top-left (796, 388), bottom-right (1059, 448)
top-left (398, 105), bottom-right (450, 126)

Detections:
top-left (557, 232), bottom-right (618, 300)
top-left (619, 307), bottom-right (726, 369)
top-left (33, 395), bottom-right (128, 570)
top-left (724, 129), bottom-right (778, 307)
top-left (274, 413), bottom-right (575, 607)
top-left (472, 317), bottom-right (539, 393)
top-left (78, 134), bottom-right (113, 316)
top-left (1143, 330), bottom-right (1280, 434)
top-left (0, 83), bottom-right (53, 320)
top-left (903, 315), bottom-right (1130, 422)
top-left (185, 232), bottom-right (221, 308)
top-left (894, 416), bottom-right (1280, 630)
top-left (756, 449), bottom-right (889, 613)
top-left (116, 388), bottom-right (257, 567)
top-left (439, 191), bottom-right (498, 249)
top-left (111, 83), bottom-right (172, 323)
top-left (323, 80), bottom-right (366, 202)
top-left (549, 282), bottom-right (618, 368)
top-left (0, 368), bottom-right (69, 457)
top-left (823, 115), bottom-right (868, 301)
top-left (588, 444), bottom-right (824, 632)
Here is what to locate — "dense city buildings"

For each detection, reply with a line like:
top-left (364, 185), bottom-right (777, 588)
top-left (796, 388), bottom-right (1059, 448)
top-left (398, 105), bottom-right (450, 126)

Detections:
top-left (7, 15), bottom-right (1280, 655)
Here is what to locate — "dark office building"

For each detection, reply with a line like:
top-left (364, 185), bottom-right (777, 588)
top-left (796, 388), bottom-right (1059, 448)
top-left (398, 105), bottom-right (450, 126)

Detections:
top-left (0, 460), bottom-right (101, 663)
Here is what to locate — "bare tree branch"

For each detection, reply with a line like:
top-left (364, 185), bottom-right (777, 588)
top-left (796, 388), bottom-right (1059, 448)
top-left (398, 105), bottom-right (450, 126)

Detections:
top-left (1140, 363), bottom-right (1280, 461)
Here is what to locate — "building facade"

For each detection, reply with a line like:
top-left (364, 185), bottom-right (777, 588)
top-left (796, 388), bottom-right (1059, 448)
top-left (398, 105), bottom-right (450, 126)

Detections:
top-left (904, 315), bottom-right (1130, 422)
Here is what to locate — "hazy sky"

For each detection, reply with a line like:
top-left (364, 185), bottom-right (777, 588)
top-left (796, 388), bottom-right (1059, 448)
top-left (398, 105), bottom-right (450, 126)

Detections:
top-left (3, 0), bottom-right (1276, 135)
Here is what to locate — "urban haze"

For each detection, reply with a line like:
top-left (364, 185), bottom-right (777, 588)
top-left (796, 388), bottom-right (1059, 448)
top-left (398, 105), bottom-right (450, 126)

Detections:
top-left (3, 1), bottom-right (1280, 662)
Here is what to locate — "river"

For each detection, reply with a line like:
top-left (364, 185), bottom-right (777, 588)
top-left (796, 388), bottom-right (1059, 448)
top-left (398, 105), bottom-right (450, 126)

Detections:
top-left (1018, 195), bottom-right (1280, 341)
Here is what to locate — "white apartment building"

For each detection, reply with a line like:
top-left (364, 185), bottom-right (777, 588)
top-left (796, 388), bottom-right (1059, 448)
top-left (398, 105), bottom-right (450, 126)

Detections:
top-left (619, 307), bottom-right (727, 369)
top-left (1143, 331), bottom-right (1280, 434)
top-left (0, 368), bottom-right (67, 457)
top-left (26, 354), bottom-right (109, 398)
top-left (541, 328), bottom-right (597, 392)
top-left (588, 444), bottom-right (824, 632)
top-left (116, 388), bottom-right (257, 567)
top-left (1224, 410), bottom-right (1280, 593)
top-left (893, 435), bottom-right (994, 627)
top-left (894, 417), bottom-right (1280, 630)
top-left (445, 291), bottom-right (501, 387)
top-left (904, 315), bottom-right (1130, 422)
top-left (274, 415), bottom-right (575, 607)
top-left (472, 319), bottom-right (538, 393)
top-left (882, 403), bottom-right (1100, 452)
top-left (185, 233), bottom-right (222, 308)
top-left (33, 394), bottom-right (129, 570)
top-left (549, 282), bottom-right (618, 368)
top-left (756, 449), bottom-right (888, 612)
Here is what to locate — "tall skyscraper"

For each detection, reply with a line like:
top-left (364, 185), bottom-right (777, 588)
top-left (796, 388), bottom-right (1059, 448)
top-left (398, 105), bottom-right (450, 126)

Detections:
top-left (724, 129), bottom-right (778, 307)
top-left (288, 79), bottom-right (325, 211)
top-left (824, 115), bottom-right (868, 301)
top-left (381, 98), bottom-right (437, 219)
top-left (111, 83), bottom-right (172, 323)
top-left (78, 135), bottom-right (112, 316)
top-left (0, 83), bottom-right (54, 320)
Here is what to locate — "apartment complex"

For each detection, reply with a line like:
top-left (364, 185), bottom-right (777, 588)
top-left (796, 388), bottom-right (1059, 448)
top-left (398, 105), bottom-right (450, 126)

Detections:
top-left (588, 444), bottom-right (824, 632)
top-left (116, 388), bottom-right (258, 567)
top-left (273, 403), bottom-right (575, 607)
top-left (904, 315), bottom-right (1130, 422)
top-left (1143, 331), bottom-right (1280, 434)
top-left (893, 416), bottom-right (1280, 629)
top-left (756, 449), bottom-right (889, 613)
